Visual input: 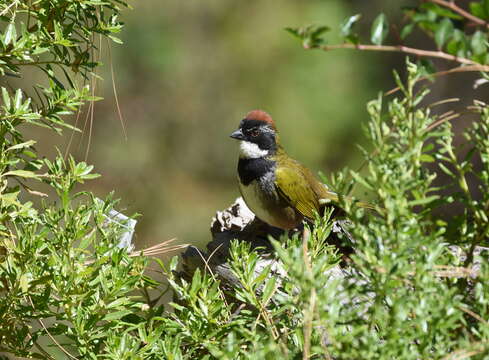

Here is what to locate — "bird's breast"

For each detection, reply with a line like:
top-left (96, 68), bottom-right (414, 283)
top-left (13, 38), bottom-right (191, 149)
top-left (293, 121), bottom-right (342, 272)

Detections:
top-left (237, 158), bottom-right (302, 229)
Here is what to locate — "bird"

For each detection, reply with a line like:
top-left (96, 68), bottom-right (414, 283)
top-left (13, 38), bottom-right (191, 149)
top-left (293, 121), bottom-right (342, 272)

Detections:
top-left (230, 109), bottom-right (375, 230)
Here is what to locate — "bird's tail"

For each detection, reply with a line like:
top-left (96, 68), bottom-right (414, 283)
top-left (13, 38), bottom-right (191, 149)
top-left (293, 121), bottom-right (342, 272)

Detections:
top-left (319, 189), bottom-right (382, 214)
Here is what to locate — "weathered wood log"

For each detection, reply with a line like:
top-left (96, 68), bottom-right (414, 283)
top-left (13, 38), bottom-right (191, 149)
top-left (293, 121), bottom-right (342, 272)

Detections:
top-left (178, 197), bottom-right (353, 288)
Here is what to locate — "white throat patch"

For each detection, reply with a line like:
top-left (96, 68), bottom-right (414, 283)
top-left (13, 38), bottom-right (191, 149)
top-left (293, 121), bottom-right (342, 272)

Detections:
top-left (239, 141), bottom-right (269, 159)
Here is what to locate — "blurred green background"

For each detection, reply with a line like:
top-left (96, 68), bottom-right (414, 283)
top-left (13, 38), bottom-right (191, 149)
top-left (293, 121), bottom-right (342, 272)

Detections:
top-left (25, 0), bottom-right (417, 250)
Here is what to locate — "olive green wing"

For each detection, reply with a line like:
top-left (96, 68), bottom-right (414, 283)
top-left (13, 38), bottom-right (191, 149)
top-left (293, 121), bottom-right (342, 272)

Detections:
top-left (274, 158), bottom-right (380, 220)
top-left (274, 161), bottom-right (325, 220)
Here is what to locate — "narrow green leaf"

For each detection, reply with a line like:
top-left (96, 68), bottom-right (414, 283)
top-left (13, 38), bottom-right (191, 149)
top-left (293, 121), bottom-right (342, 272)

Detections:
top-left (341, 14), bottom-right (361, 38)
top-left (80, 173), bottom-right (100, 180)
top-left (400, 23), bottom-right (415, 40)
top-left (103, 310), bottom-right (132, 322)
top-left (370, 13), bottom-right (389, 45)
top-left (420, 3), bottom-right (463, 20)
top-left (409, 195), bottom-right (440, 206)
top-left (19, 273), bottom-right (31, 293)
top-left (420, 154), bottom-right (435, 163)
top-left (4, 23), bottom-right (16, 45)
top-left (1, 87), bottom-right (10, 109)
top-left (438, 163), bottom-right (455, 177)
top-left (108, 35), bottom-right (123, 44)
top-left (251, 265), bottom-right (271, 286)
top-left (446, 39), bottom-right (460, 56)
top-left (189, 268), bottom-right (202, 297)
top-left (471, 30), bottom-right (486, 55)
top-left (285, 27), bottom-right (300, 39)
top-left (1, 191), bottom-right (20, 206)
top-left (261, 276), bottom-right (277, 305)
top-left (14, 89), bottom-right (22, 109)
top-left (7, 140), bottom-right (36, 151)
top-left (3, 169), bottom-right (39, 178)
top-left (434, 18), bottom-right (453, 49)
top-left (107, 298), bottom-right (130, 309)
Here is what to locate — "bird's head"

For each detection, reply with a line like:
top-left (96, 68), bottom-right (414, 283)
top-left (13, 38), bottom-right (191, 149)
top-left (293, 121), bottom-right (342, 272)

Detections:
top-left (230, 110), bottom-right (279, 159)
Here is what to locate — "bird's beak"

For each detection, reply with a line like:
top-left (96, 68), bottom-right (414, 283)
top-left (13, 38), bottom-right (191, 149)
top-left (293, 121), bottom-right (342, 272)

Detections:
top-left (230, 128), bottom-right (245, 140)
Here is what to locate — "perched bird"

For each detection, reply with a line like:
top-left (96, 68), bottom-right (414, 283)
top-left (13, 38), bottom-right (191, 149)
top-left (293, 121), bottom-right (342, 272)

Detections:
top-left (230, 110), bottom-right (374, 230)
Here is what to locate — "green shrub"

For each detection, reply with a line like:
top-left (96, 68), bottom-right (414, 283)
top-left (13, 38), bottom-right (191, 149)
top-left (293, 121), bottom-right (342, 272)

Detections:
top-left (1, 1), bottom-right (489, 359)
top-left (0, 1), bottom-right (159, 358)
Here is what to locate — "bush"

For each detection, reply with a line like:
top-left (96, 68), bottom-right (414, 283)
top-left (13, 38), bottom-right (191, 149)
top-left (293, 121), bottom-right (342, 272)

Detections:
top-left (160, 61), bottom-right (489, 359)
top-left (160, 2), bottom-right (489, 358)
top-left (0, 1), bottom-right (159, 358)
top-left (1, 0), bottom-right (489, 359)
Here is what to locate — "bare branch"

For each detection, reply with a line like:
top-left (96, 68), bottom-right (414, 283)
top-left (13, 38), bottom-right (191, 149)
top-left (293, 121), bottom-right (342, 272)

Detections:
top-left (314, 43), bottom-right (489, 68)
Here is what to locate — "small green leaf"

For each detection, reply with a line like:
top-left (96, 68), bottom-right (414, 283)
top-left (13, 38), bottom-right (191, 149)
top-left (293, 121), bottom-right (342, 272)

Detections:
top-left (439, 162), bottom-right (455, 177)
top-left (420, 3), bottom-right (463, 20)
top-left (4, 23), bottom-right (16, 45)
top-left (420, 154), bottom-right (435, 163)
top-left (7, 140), bottom-right (36, 151)
top-left (446, 41), bottom-right (460, 57)
top-left (251, 265), bottom-right (271, 286)
top-left (1, 191), bottom-right (20, 206)
top-left (190, 268), bottom-right (202, 297)
top-left (19, 273), bottom-right (31, 293)
top-left (434, 18), bottom-right (453, 49)
top-left (471, 30), bottom-right (487, 55)
top-left (285, 27), bottom-right (300, 38)
top-left (262, 276), bottom-right (277, 305)
top-left (307, 25), bottom-right (330, 47)
top-left (341, 14), bottom-right (361, 38)
top-left (409, 195), bottom-right (440, 206)
top-left (3, 169), bottom-right (39, 179)
top-left (370, 13), bottom-right (389, 45)
top-left (103, 310), bottom-right (132, 322)
top-left (108, 35), bottom-right (123, 44)
top-left (400, 23), bottom-right (415, 40)
top-left (14, 89), bottom-right (22, 109)
top-left (1, 87), bottom-right (11, 110)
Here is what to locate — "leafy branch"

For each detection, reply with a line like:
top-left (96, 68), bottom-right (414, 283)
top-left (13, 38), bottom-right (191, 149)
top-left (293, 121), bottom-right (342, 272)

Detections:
top-left (288, 0), bottom-right (489, 74)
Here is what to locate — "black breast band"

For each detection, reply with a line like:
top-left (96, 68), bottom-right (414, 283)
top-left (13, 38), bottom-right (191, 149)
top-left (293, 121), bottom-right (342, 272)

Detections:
top-left (238, 158), bottom-right (275, 186)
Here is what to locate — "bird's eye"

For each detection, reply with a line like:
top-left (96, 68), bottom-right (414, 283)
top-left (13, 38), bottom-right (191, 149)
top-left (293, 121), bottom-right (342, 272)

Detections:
top-left (249, 129), bottom-right (259, 137)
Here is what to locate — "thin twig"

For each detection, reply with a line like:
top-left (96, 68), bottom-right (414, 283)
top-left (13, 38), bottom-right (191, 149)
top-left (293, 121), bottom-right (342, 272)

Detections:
top-left (457, 305), bottom-right (489, 325)
top-left (193, 244), bottom-right (232, 319)
top-left (65, 106), bottom-right (82, 160)
top-left (315, 43), bottom-right (487, 68)
top-left (107, 39), bottom-right (128, 140)
top-left (11, 61), bottom-right (67, 66)
top-left (429, 0), bottom-right (489, 29)
top-left (428, 98), bottom-right (460, 108)
top-left (25, 331), bottom-right (56, 360)
top-left (386, 65), bottom-right (489, 96)
top-left (84, 238), bottom-right (187, 265)
top-left (28, 296), bottom-right (78, 360)
top-left (426, 113), bottom-right (461, 131)
top-left (84, 34), bottom-right (99, 162)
